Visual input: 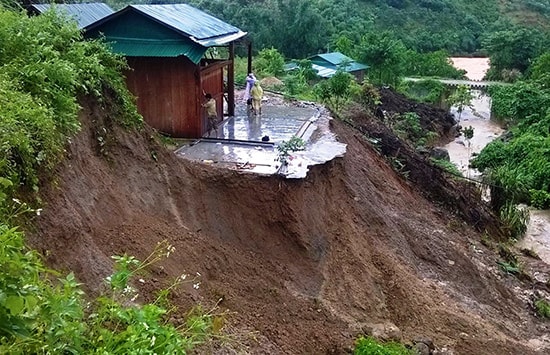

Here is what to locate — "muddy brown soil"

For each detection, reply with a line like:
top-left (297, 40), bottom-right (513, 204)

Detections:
top-left (27, 90), bottom-right (550, 354)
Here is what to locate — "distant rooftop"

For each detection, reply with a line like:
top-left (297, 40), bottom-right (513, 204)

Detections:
top-left (29, 3), bottom-right (114, 29)
top-left (285, 52), bottom-right (369, 79)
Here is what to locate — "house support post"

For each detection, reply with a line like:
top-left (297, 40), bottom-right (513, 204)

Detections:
top-left (228, 42), bottom-right (235, 116)
top-left (247, 41), bottom-right (252, 75)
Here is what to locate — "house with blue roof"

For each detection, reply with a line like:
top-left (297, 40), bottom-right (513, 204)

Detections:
top-left (85, 4), bottom-right (247, 138)
top-left (286, 52), bottom-right (369, 82)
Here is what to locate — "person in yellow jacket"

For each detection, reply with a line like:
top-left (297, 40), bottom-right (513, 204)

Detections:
top-left (201, 93), bottom-right (218, 137)
top-left (250, 81), bottom-right (263, 115)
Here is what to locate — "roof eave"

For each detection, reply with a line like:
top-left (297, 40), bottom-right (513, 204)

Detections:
top-left (193, 31), bottom-right (248, 47)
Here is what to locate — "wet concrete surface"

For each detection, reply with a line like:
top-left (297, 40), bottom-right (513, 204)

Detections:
top-left (175, 97), bottom-right (347, 178)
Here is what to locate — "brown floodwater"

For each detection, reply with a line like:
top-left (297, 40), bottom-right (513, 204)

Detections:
top-left (448, 57), bottom-right (550, 263)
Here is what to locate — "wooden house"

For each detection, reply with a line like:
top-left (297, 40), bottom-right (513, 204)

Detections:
top-left (86, 4), bottom-right (247, 138)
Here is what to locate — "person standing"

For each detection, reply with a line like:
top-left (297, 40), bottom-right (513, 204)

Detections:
top-left (202, 93), bottom-right (218, 137)
top-left (244, 73), bottom-right (256, 111)
top-left (250, 80), bottom-right (263, 115)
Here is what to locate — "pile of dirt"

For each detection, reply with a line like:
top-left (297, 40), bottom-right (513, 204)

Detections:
top-left (27, 90), bottom-right (549, 354)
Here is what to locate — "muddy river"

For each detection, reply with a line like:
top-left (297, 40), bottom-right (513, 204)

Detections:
top-left (448, 58), bottom-right (550, 263)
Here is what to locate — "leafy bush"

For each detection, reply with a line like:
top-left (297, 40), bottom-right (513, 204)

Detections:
top-left (254, 47), bottom-right (285, 77)
top-left (535, 298), bottom-right (550, 318)
top-left (314, 70), bottom-right (360, 111)
top-left (499, 202), bottom-right (530, 240)
top-left (529, 189), bottom-right (550, 209)
top-left (277, 136), bottom-right (305, 166)
top-left (0, 6), bottom-right (141, 215)
top-left (0, 225), bottom-right (215, 354)
top-left (472, 133), bottom-right (550, 209)
top-left (398, 79), bottom-right (448, 106)
top-left (354, 336), bottom-right (413, 355)
top-left (430, 158), bottom-right (462, 176)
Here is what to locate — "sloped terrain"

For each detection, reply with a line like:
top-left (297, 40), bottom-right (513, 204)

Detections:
top-left (27, 92), bottom-right (549, 354)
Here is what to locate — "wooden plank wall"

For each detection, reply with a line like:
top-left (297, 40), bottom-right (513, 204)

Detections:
top-left (125, 57), bottom-right (201, 137)
top-left (200, 61), bottom-right (227, 134)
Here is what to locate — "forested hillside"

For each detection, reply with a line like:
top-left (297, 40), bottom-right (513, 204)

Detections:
top-left (107, 0), bottom-right (550, 58)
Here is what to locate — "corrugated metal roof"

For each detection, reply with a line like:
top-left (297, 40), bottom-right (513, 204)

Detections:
top-left (129, 4), bottom-right (247, 46)
top-left (30, 3), bottom-right (114, 29)
top-left (104, 37), bottom-right (206, 63)
top-left (311, 52), bottom-right (369, 72)
top-left (312, 64), bottom-right (336, 78)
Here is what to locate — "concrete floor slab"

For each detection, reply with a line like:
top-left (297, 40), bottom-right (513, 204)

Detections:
top-left (175, 99), bottom-right (346, 178)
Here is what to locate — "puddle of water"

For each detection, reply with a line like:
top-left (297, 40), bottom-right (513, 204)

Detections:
top-left (175, 102), bottom-right (347, 178)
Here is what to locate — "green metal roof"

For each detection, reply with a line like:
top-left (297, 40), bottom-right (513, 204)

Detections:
top-left (86, 4), bottom-right (246, 63)
top-left (104, 37), bottom-right (206, 62)
top-left (310, 52), bottom-right (369, 72)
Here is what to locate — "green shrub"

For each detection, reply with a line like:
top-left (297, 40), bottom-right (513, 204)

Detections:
top-left (0, 225), bottom-right (214, 353)
top-left (499, 202), bottom-right (530, 240)
top-left (354, 336), bottom-right (413, 355)
top-left (0, 6), bottom-right (141, 216)
top-left (535, 299), bottom-right (550, 318)
top-left (430, 158), bottom-right (462, 176)
top-left (529, 189), bottom-right (550, 209)
top-left (398, 79), bottom-right (448, 106)
top-left (277, 136), bottom-right (305, 166)
top-left (254, 47), bottom-right (285, 77)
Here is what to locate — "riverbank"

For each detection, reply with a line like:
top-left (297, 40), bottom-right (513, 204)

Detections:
top-left (449, 57), bottom-right (550, 266)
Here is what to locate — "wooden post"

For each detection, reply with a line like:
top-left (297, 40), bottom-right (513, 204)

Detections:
top-left (228, 42), bottom-right (235, 116)
top-left (247, 41), bottom-right (252, 75)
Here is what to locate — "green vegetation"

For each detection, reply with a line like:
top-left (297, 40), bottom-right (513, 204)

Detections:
top-left (179, 0), bottom-right (549, 58)
top-left (0, 225), bottom-right (216, 353)
top-left (499, 203), bottom-right (530, 240)
top-left (398, 79), bottom-right (449, 106)
top-left (446, 85), bottom-right (473, 122)
top-left (469, 45), bottom-right (550, 216)
top-left (535, 298), bottom-right (550, 318)
top-left (430, 158), bottom-right (461, 176)
top-left (314, 71), bottom-right (360, 111)
top-left (0, 6), bottom-right (141, 215)
top-left (0, 6), bottom-right (214, 353)
top-left (276, 136), bottom-right (306, 166)
top-left (354, 336), bottom-right (414, 355)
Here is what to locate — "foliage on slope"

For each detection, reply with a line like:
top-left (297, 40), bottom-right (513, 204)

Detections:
top-left (0, 6), bottom-right (216, 353)
top-left (129, 0), bottom-right (550, 58)
top-left (471, 52), bottom-right (550, 210)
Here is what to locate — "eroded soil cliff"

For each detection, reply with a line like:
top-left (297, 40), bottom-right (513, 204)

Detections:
top-left (27, 90), bottom-right (549, 354)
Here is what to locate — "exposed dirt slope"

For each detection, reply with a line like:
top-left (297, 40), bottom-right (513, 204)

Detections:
top-left (28, 92), bottom-right (548, 354)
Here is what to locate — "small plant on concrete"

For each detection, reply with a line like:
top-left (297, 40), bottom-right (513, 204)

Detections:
top-left (277, 136), bottom-right (305, 166)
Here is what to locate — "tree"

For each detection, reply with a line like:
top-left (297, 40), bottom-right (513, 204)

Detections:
top-left (314, 70), bottom-right (359, 112)
top-left (254, 47), bottom-right (285, 77)
top-left (446, 85), bottom-right (472, 122)
top-left (529, 51), bottom-right (550, 88)
top-left (483, 27), bottom-right (545, 80)
top-left (356, 31), bottom-right (407, 87)
top-left (402, 49), bottom-right (466, 79)
top-left (271, 0), bottom-right (328, 58)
